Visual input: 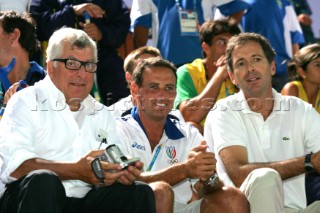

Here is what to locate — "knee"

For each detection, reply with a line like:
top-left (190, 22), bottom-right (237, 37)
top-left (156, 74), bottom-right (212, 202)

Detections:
top-left (202, 187), bottom-right (250, 213)
top-left (20, 169), bottom-right (65, 198)
top-left (133, 181), bottom-right (156, 199)
top-left (24, 169), bottom-right (61, 189)
top-left (248, 168), bottom-right (282, 189)
top-left (149, 181), bottom-right (174, 202)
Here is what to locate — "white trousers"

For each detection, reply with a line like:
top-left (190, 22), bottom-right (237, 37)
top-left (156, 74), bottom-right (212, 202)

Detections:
top-left (241, 168), bottom-right (320, 213)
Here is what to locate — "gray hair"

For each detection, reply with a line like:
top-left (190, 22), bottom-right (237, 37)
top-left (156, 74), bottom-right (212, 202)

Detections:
top-left (46, 27), bottom-right (97, 63)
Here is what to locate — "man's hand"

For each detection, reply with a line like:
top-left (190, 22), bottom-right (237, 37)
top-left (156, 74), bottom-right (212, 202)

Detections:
top-left (73, 3), bottom-right (104, 18)
top-left (79, 23), bottom-right (103, 41)
top-left (214, 55), bottom-right (229, 81)
top-left (184, 141), bottom-right (216, 181)
top-left (297, 14), bottom-right (312, 26)
top-left (75, 150), bottom-right (124, 186)
top-left (4, 82), bottom-right (25, 105)
top-left (117, 161), bottom-right (144, 185)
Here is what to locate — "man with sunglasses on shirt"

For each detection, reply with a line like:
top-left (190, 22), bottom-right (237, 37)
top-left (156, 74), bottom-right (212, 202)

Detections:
top-left (0, 27), bottom-right (155, 213)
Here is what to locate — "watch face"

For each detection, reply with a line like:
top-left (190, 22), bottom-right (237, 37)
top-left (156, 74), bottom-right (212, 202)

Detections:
top-left (206, 173), bottom-right (219, 186)
top-left (305, 164), bottom-right (315, 173)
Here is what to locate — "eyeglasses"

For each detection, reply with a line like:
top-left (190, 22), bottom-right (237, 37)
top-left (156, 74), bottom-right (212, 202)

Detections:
top-left (53, 58), bottom-right (97, 73)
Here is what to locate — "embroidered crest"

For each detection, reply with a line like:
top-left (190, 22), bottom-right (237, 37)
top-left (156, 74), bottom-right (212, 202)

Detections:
top-left (166, 146), bottom-right (178, 164)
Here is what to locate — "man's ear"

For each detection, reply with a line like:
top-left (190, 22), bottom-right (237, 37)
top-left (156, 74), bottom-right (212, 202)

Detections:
top-left (11, 28), bottom-right (21, 45)
top-left (125, 72), bottom-right (133, 84)
top-left (271, 61), bottom-right (276, 76)
top-left (130, 82), bottom-right (139, 97)
top-left (201, 42), bottom-right (209, 56)
top-left (296, 67), bottom-right (306, 79)
top-left (47, 60), bottom-right (54, 79)
top-left (228, 71), bottom-right (237, 85)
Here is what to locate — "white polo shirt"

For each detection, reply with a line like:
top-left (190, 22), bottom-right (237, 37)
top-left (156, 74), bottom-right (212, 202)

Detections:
top-left (0, 76), bottom-right (120, 198)
top-left (204, 89), bottom-right (320, 210)
top-left (115, 107), bottom-right (204, 205)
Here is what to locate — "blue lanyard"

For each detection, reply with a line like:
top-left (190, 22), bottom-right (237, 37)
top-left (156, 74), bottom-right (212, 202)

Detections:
top-left (146, 144), bottom-right (163, 172)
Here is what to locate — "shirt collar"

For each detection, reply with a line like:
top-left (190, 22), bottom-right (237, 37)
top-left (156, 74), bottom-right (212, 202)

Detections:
top-left (236, 88), bottom-right (286, 114)
top-left (131, 107), bottom-right (184, 140)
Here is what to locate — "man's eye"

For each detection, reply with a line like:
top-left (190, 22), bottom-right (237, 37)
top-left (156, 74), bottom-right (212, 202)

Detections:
top-left (313, 62), bottom-right (320, 68)
top-left (67, 60), bottom-right (77, 67)
top-left (253, 57), bottom-right (262, 63)
top-left (149, 85), bottom-right (159, 90)
top-left (166, 86), bottom-right (175, 91)
top-left (236, 61), bottom-right (246, 67)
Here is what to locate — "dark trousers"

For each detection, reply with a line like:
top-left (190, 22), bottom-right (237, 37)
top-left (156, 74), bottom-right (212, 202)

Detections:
top-left (0, 170), bottom-right (155, 213)
top-left (306, 173), bottom-right (320, 205)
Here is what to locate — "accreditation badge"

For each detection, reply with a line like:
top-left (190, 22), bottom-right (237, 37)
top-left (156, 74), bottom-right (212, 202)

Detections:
top-left (178, 10), bottom-right (198, 36)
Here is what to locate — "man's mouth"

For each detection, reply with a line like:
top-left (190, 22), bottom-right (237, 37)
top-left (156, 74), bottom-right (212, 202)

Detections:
top-left (246, 77), bottom-right (260, 82)
top-left (70, 83), bottom-right (85, 87)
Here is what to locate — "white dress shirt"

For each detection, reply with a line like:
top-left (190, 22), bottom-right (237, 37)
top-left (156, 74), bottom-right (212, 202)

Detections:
top-left (0, 76), bottom-right (120, 198)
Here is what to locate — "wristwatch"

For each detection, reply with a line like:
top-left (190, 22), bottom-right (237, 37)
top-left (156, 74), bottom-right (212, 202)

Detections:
top-left (205, 173), bottom-right (219, 187)
top-left (304, 153), bottom-right (315, 173)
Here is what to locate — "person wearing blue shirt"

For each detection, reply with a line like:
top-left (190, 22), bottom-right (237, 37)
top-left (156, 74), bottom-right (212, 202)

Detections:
top-left (241, 0), bottom-right (305, 91)
top-left (130, 0), bottom-right (249, 67)
top-left (30, 0), bottom-right (130, 106)
top-left (0, 11), bottom-right (46, 110)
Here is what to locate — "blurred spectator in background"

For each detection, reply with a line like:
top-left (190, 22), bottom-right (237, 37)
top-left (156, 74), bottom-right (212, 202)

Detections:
top-left (290, 0), bottom-right (317, 46)
top-left (0, 11), bottom-right (45, 109)
top-left (0, 9), bottom-right (45, 196)
top-left (0, 0), bottom-right (30, 12)
top-left (29, 0), bottom-right (130, 106)
top-left (130, 0), bottom-right (249, 67)
top-left (175, 19), bottom-right (240, 134)
top-left (281, 43), bottom-right (320, 205)
top-left (281, 43), bottom-right (320, 112)
top-left (108, 46), bottom-right (162, 118)
top-left (240, 0), bottom-right (305, 92)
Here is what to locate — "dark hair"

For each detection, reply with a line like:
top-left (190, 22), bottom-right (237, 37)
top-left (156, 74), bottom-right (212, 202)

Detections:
top-left (288, 43), bottom-right (320, 81)
top-left (124, 46), bottom-right (162, 74)
top-left (0, 11), bottom-right (38, 59)
top-left (199, 19), bottom-right (241, 57)
top-left (226, 32), bottom-right (276, 72)
top-left (132, 57), bottom-right (177, 87)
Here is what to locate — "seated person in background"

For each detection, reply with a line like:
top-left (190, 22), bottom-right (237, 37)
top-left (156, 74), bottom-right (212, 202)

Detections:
top-left (291, 0), bottom-right (317, 46)
top-left (204, 32), bottom-right (320, 212)
top-left (0, 27), bottom-right (155, 213)
top-left (0, 11), bottom-right (46, 108)
top-left (281, 43), bottom-right (320, 113)
top-left (281, 43), bottom-right (320, 205)
top-left (108, 46), bottom-right (162, 118)
top-left (108, 46), bottom-right (185, 122)
top-left (130, 0), bottom-right (249, 67)
top-left (175, 19), bottom-right (240, 134)
top-left (115, 57), bottom-right (250, 213)
top-left (30, 0), bottom-right (131, 106)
